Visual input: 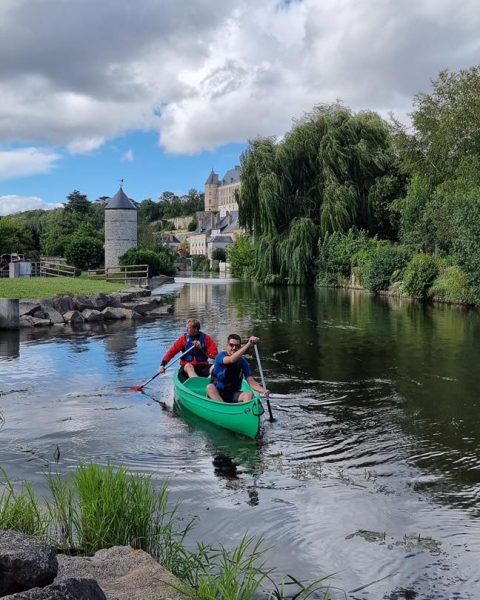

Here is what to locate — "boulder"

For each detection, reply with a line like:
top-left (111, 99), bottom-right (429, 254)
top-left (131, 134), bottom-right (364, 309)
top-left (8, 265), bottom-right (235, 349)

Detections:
top-left (57, 546), bottom-right (191, 600)
top-left (73, 295), bottom-right (94, 312)
top-left (30, 317), bottom-right (52, 327)
top-left (109, 292), bottom-right (136, 304)
top-left (3, 578), bottom-right (106, 599)
top-left (149, 305), bottom-right (173, 316)
top-left (102, 307), bottom-right (131, 321)
top-left (82, 309), bottom-right (104, 322)
top-left (0, 530), bottom-right (57, 596)
top-left (19, 301), bottom-right (41, 317)
top-left (19, 315), bottom-right (36, 327)
top-left (122, 299), bottom-right (161, 315)
top-left (45, 308), bottom-right (66, 325)
top-left (63, 311), bottom-right (85, 324)
top-left (52, 296), bottom-right (74, 314)
top-left (90, 293), bottom-right (110, 311)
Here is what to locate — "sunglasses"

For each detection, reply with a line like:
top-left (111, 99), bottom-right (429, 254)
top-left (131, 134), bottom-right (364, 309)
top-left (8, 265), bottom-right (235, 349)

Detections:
top-left (228, 342), bottom-right (241, 349)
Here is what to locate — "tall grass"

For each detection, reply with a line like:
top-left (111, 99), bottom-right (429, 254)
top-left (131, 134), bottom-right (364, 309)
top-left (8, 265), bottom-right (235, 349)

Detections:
top-left (0, 464), bottom-right (335, 599)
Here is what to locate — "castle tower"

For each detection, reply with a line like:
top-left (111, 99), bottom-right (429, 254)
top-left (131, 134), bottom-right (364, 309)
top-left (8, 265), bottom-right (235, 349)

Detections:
top-left (104, 185), bottom-right (137, 269)
top-left (204, 169), bottom-right (219, 212)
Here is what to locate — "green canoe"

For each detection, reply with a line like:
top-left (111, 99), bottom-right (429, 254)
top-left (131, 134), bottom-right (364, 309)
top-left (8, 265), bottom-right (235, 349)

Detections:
top-left (173, 371), bottom-right (264, 438)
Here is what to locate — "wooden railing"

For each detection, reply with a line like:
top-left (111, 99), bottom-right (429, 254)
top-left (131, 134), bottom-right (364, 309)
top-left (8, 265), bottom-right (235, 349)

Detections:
top-left (39, 261), bottom-right (76, 277)
top-left (88, 264), bottom-right (149, 287)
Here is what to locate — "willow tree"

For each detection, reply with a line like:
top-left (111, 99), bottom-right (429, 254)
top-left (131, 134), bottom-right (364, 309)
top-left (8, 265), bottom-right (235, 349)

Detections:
top-left (239, 103), bottom-right (401, 285)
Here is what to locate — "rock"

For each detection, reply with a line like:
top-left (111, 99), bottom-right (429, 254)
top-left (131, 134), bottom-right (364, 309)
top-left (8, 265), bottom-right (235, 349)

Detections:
top-left (90, 294), bottom-right (111, 311)
top-left (102, 307), bottom-right (131, 320)
top-left (122, 299), bottom-right (161, 315)
top-left (3, 578), bottom-right (106, 599)
top-left (31, 309), bottom-right (48, 320)
top-left (19, 301), bottom-right (41, 317)
top-left (19, 315), bottom-right (36, 327)
top-left (30, 317), bottom-right (52, 327)
top-left (38, 300), bottom-right (67, 325)
top-left (63, 311), bottom-right (85, 324)
top-left (149, 305), bottom-right (173, 316)
top-left (109, 292), bottom-right (136, 304)
top-left (57, 546), bottom-right (191, 600)
top-left (73, 295), bottom-right (94, 312)
top-left (0, 530), bottom-right (58, 596)
top-left (52, 296), bottom-right (74, 314)
top-left (82, 309), bottom-right (105, 322)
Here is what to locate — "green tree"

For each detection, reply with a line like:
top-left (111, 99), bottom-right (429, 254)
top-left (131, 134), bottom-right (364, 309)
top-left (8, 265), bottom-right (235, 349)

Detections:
top-left (119, 246), bottom-right (176, 277)
top-left (64, 235), bottom-right (104, 270)
top-left (227, 235), bottom-right (255, 279)
top-left (394, 66), bottom-right (480, 184)
top-left (239, 104), bottom-right (402, 284)
top-left (64, 190), bottom-right (91, 216)
top-left (0, 217), bottom-right (35, 255)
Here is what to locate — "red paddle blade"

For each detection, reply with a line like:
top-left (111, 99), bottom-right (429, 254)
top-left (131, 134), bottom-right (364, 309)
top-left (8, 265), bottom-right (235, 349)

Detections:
top-left (130, 385), bottom-right (144, 392)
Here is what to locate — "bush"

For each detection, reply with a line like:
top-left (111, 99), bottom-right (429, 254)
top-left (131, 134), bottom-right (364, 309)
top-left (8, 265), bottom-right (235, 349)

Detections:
top-left (192, 255), bottom-right (210, 272)
top-left (354, 240), bottom-right (411, 292)
top-left (227, 235), bottom-right (255, 279)
top-left (317, 229), bottom-right (370, 285)
top-left (119, 246), bottom-right (176, 277)
top-left (187, 219), bottom-right (197, 232)
top-left (430, 264), bottom-right (473, 304)
top-left (403, 253), bottom-right (439, 300)
top-left (64, 235), bottom-right (104, 270)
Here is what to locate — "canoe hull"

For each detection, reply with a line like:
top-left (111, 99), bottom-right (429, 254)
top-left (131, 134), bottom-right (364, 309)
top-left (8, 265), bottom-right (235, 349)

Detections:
top-left (173, 372), bottom-right (263, 438)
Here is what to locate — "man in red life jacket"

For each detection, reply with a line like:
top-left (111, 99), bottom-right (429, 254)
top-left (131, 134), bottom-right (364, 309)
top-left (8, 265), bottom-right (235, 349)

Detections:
top-left (159, 318), bottom-right (218, 380)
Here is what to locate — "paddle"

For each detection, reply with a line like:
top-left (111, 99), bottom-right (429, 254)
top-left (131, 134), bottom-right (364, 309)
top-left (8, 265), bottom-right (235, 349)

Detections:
top-left (130, 346), bottom-right (193, 392)
top-left (253, 344), bottom-right (275, 422)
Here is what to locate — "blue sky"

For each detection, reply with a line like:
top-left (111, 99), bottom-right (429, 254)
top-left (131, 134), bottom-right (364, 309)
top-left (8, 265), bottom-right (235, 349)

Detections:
top-left (0, 0), bottom-right (479, 216)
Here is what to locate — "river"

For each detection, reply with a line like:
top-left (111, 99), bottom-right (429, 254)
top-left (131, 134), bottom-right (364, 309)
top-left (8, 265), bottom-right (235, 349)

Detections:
top-left (0, 278), bottom-right (479, 599)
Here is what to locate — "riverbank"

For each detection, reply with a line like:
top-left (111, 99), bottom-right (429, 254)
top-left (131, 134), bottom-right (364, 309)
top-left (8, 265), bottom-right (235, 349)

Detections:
top-left (0, 275), bottom-right (175, 330)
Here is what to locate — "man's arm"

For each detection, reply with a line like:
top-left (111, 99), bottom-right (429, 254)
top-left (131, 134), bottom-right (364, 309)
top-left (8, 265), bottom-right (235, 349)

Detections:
top-left (159, 336), bottom-right (185, 372)
top-left (246, 376), bottom-right (270, 399)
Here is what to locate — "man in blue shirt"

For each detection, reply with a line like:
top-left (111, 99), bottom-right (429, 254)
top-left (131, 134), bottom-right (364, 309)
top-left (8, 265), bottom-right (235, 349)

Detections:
top-left (207, 334), bottom-right (270, 403)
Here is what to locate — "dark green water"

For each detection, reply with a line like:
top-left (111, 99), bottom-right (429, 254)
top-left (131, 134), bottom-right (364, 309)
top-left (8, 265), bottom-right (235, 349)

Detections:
top-left (1, 279), bottom-right (479, 599)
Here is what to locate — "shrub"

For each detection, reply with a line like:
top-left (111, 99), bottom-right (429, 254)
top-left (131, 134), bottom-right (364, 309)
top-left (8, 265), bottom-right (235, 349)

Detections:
top-left (192, 255), bottom-right (210, 272)
top-left (64, 235), bottom-right (104, 270)
top-left (403, 253), bottom-right (439, 300)
top-left (354, 240), bottom-right (411, 292)
top-left (227, 235), bottom-right (255, 279)
top-left (119, 246), bottom-right (175, 277)
top-left (430, 265), bottom-right (473, 304)
top-left (317, 229), bottom-right (370, 285)
top-left (187, 219), bottom-right (197, 232)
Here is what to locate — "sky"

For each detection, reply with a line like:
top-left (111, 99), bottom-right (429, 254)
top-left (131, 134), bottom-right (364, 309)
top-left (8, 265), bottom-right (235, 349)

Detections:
top-left (0, 0), bottom-right (479, 217)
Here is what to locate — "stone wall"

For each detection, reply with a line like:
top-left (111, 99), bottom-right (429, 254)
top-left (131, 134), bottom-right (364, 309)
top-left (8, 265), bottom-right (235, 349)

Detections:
top-left (105, 211), bottom-right (137, 269)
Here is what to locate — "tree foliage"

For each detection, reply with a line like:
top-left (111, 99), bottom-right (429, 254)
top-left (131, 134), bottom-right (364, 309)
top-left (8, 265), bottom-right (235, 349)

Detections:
top-left (239, 104), bottom-right (402, 284)
top-left (64, 235), bottom-right (104, 270)
top-left (119, 246), bottom-right (176, 277)
top-left (0, 217), bottom-right (36, 255)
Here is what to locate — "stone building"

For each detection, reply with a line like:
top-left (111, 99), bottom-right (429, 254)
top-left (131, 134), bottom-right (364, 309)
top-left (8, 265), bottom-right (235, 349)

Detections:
top-left (204, 166), bottom-right (241, 217)
top-left (104, 186), bottom-right (137, 269)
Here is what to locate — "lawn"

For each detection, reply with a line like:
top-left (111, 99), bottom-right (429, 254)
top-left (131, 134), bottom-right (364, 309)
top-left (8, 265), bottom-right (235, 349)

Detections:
top-left (0, 277), bottom-right (132, 300)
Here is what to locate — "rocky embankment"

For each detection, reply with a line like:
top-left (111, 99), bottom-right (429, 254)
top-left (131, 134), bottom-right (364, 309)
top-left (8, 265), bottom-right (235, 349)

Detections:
top-left (0, 530), bottom-right (190, 600)
top-left (19, 289), bottom-right (172, 328)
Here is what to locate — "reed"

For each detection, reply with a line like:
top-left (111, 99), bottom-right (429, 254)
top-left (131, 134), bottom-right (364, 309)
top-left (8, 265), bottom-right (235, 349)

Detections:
top-left (0, 464), bottom-right (335, 599)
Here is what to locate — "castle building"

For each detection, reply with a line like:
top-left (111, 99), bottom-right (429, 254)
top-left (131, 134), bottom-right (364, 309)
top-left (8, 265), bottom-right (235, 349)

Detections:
top-left (104, 186), bottom-right (137, 268)
top-left (204, 166), bottom-right (241, 217)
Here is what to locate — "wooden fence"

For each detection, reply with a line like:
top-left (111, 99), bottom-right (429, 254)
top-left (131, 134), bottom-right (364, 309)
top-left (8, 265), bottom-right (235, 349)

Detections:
top-left (39, 261), bottom-right (76, 277)
top-left (88, 264), bottom-right (149, 288)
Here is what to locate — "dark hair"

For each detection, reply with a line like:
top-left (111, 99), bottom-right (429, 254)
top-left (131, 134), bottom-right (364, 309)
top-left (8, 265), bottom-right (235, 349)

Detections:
top-left (227, 333), bottom-right (241, 344)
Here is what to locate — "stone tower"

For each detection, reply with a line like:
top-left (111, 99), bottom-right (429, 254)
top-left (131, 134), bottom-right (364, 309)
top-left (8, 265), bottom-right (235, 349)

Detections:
top-left (204, 169), bottom-right (219, 212)
top-left (104, 185), bottom-right (137, 269)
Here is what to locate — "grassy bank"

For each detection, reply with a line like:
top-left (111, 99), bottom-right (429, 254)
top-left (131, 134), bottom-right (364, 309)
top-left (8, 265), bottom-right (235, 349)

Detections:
top-left (0, 464), bottom-right (334, 600)
top-left (0, 277), bottom-right (131, 300)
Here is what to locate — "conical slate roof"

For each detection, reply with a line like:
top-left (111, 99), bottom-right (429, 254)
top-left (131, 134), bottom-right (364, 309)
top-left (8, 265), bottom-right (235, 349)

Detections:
top-left (205, 169), bottom-right (219, 185)
top-left (105, 186), bottom-right (136, 210)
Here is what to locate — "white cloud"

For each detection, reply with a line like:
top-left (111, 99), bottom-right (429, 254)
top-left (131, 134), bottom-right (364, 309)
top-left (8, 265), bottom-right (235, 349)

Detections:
top-left (0, 0), bottom-right (479, 154)
top-left (0, 147), bottom-right (60, 181)
top-left (0, 195), bottom-right (62, 216)
top-left (122, 149), bottom-right (134, 162)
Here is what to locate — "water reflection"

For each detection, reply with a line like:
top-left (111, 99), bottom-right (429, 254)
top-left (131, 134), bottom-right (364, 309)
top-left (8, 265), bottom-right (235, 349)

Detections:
top-left (0, 330), bottom-right (20, 360)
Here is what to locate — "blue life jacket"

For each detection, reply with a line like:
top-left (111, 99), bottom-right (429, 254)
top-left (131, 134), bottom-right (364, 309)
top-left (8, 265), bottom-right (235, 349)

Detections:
top-left (182, 332), bottom-right (208, 363)
top-left (212, 352), bottom-right (250, 393)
